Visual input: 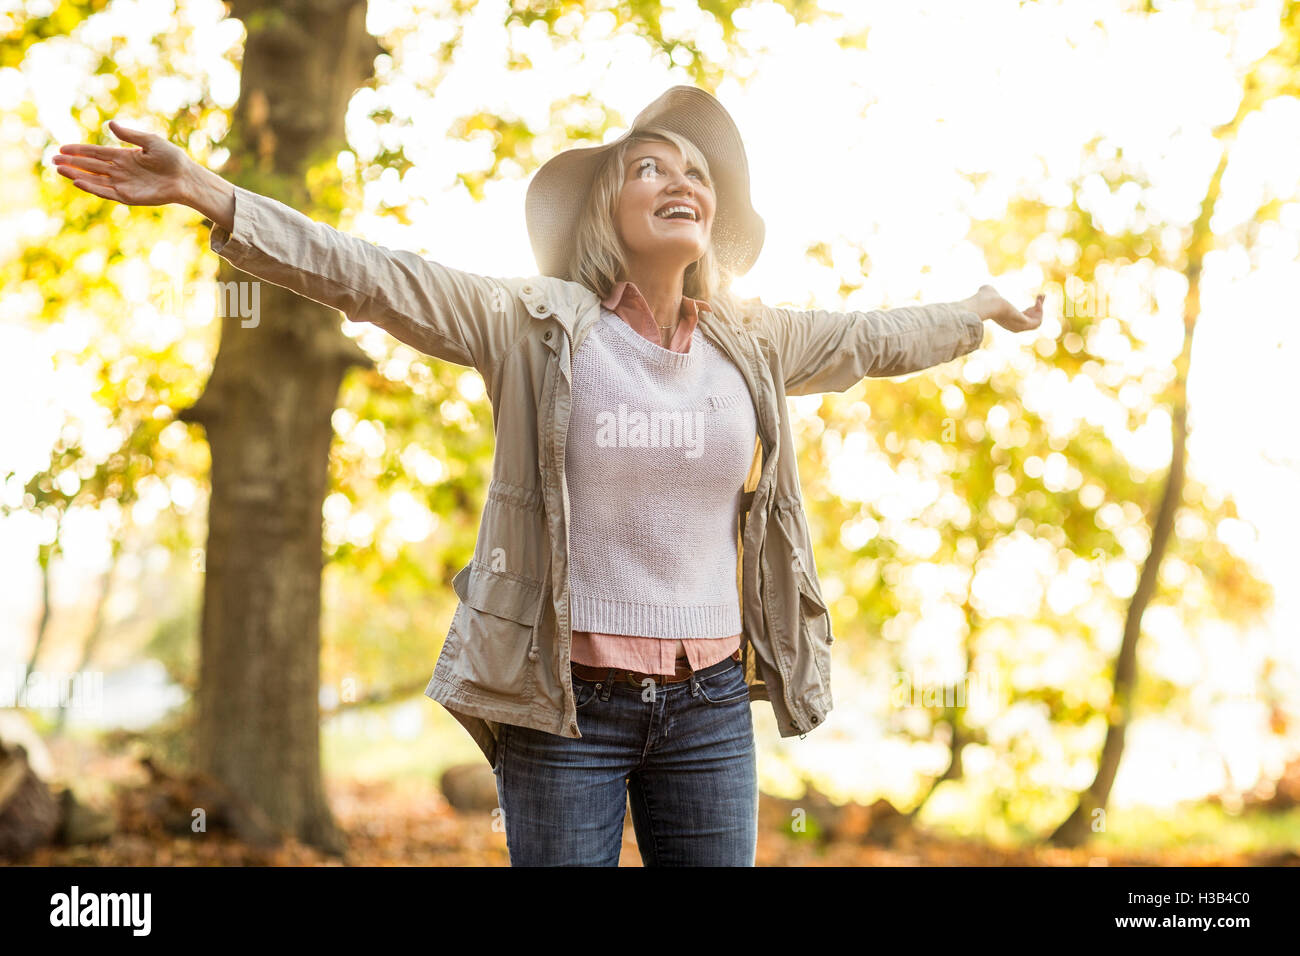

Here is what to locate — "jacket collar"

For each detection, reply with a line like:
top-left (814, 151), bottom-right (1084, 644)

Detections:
top-left (521, 275), bottom-right (756, 347)
top-left (516, 276), bottom-right (587, 336)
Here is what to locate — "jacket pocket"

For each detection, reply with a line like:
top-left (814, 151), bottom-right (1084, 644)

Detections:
top-left (797, 571), bottom-right (833, 692)
top-left (768, 503), bottom-right (835, 699)
top-left (771, 502), bottom-right (832, 628)
top-left (796, 573), bottom-right (832, 645)
top-left (445, 560), bottom-right (545, 699)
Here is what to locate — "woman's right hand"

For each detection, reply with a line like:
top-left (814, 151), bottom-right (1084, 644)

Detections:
top-left (52, 120), bottom-right (193, 207)
top-left (960, 284), bottom-right (1044, 332)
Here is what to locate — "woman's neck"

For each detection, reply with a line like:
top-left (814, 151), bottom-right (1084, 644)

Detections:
top-left (622, 266), bottom-right (687, 328)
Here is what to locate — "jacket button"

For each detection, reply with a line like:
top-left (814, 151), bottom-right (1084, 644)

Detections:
top-left (522, 284), bottom-right (534, 295)
top-left (543, 330), bottom-right (552, 340)
top-left (535, 304), bottom-right (549, 315)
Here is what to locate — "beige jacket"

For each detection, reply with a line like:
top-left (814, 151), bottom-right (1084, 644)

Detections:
top-left (209, 184), bottom-right (986, 769)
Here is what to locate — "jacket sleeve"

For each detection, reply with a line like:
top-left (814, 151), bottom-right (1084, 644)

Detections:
top-left (207, 184), bottom-right (526, 374)
top-left (749, 299), bottom-right (985, 396)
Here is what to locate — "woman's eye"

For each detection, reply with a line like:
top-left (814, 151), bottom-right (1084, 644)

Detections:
top-left (635, 158), bottom-right (706, 183)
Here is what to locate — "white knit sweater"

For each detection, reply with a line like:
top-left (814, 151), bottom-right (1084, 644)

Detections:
top-left (564, 308), bottom-right (758, 639)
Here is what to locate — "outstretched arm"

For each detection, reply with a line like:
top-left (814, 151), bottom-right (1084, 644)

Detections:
top-left (53, 121), bottom-right (527, 377)
top-left (750, 285), bottom-right (1044, 396)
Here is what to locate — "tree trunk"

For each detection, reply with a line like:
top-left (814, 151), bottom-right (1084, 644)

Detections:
top-left (908, 576), bottom-right (981, 819)
top-left (176, 0), bottom-right (381, 853)
top-left (1049, 400), bottom-right (1187, 846)
top-left (1048, 68), bottom-right (1243, 843)
top-left (23, 536), bottom-right (59, 685)
top-left (54, 532), bottom-right (125, 735)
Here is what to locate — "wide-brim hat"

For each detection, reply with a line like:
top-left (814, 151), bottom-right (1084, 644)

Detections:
top-left (525, 85), bottom-right (765, 280)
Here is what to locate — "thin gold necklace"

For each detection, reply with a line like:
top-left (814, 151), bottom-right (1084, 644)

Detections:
top-left (654, 311), bottom-right (678, 339)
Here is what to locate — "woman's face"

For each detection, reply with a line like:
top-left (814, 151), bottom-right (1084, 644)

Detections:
top-left (613, 140), bottom-right (714, 270)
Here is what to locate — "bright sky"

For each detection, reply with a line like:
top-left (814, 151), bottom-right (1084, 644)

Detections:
top-left (2, 0), bottom-right (1298, 810)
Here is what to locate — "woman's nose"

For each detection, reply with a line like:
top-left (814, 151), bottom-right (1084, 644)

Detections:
top-left (665, 167), bottom-right (693, 192)
top-left (664, 178), bottom-right (693, 200)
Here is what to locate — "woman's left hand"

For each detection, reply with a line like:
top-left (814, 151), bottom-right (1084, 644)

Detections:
top-left (960, 284), bottom-right (1044, 332)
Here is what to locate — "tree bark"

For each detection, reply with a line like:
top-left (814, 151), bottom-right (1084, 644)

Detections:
top-left (176, 0), bottom-right (381, 853)
top-left (1049, 401), bottom-right (1187, 846)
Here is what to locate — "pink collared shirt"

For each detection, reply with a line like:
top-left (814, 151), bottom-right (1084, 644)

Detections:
top-left (568, 280), bottom-right (744, 673)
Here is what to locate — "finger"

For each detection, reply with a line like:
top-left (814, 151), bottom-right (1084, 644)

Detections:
top-left (54, 163), bottom-right (109, 184)
top-left (58, 143), bottom-right (134, 162)
top-left (53, 154), bottom-right (119, 176)
top-left (108, 120), bottom-right (157, 147)
top-left (71, 176), bottom-right (122, 201)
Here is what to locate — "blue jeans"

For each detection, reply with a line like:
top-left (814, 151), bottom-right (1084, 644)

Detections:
top-left (493, 652), bottom-right (757, 866)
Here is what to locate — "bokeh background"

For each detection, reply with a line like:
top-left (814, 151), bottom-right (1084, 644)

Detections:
top-left (2, 0), bottom-right (1298, 865)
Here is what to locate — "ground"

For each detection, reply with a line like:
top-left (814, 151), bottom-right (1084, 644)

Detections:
top-left (17, 774), bottom-right (1297, 867)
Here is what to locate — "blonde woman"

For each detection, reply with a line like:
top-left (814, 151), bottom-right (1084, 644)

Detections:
top-left (54, 87), bottom-right (1043, 866)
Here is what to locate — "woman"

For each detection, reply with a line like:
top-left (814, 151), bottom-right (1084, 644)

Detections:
top-left (53, 86), bottom-right (1043, 866)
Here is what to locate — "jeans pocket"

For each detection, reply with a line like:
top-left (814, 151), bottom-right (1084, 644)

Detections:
top-left (695, 658), bottom-right (749, 705)
top-left (572, 674), bottom-right (602, 710)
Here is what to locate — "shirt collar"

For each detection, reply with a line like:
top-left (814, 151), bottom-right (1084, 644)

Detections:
top-left (600, 280), bottom-right (713, 353)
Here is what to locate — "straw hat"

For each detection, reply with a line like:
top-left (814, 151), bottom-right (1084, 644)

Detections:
top-left (524, 85), bottom-right (766, 280)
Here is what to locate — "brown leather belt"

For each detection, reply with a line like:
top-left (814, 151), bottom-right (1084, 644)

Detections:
top-left (571, 648), bottom-right (741, 686)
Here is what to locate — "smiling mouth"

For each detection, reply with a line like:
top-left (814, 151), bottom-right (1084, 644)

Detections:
top-left (655, 204), bottom-right (700, 222)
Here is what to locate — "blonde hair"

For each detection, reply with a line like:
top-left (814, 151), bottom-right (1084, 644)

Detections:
top-left (566, 126), bottom-right (753, 331)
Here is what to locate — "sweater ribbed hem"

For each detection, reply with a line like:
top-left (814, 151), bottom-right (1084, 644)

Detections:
top-left (570, 594), bottom-right (742, 640)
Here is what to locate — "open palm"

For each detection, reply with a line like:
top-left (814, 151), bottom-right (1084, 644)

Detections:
top-left (52, 120), bottom-right (190, 207)
top-left (963, 284), bottom-right (1045, 332)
